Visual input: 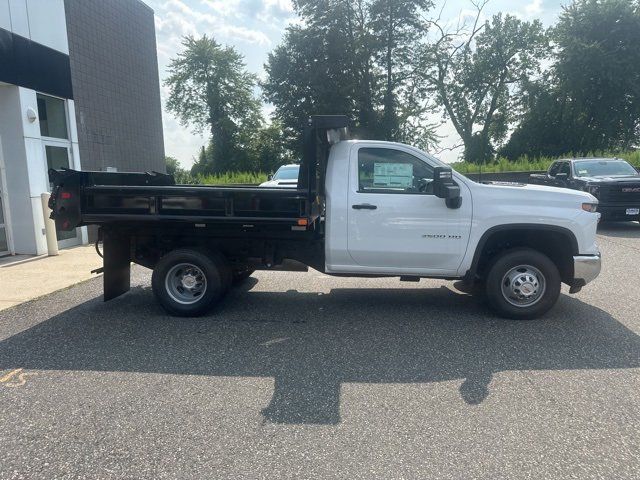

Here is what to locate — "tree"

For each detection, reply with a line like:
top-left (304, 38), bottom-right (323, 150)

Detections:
top-left (165, 35), bottom-right (263, 173)
top-left (249, 122), bottom-right (295, 173)
top-left (369, 0), bottom-right (432, 141)
top-left (422, 3), bottom-right (548, 163)
top-left (164, 156), bottom-right (180, 176)
top-left (164, 156), bottom-right (194, 183)
top-left (263, 0), bottom-right (437, 150)
top-left (503, 0), bottom-right (640, 158)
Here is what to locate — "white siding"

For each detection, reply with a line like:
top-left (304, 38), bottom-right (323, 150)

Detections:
top-left (0, 85), bottom-right (37, 254)
top-left (3, 0), bottom-right (68, 54)
top-left (7, 0), bottom-right (29, 37)
top-left (0, 0), bottom-right (11, 31)
top-left (26, 0), bottom-right (68, 54)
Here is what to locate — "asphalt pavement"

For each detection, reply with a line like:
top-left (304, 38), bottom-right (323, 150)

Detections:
top-left (1, 222), bottom-right (639, 479)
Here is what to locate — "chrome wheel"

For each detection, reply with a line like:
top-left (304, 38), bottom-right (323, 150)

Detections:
top-left (165, 263), bottom-right (207, 305)
top-left (500, 264), bottom-right (546, 308)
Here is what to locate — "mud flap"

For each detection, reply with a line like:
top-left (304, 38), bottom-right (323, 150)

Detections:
top-left (102, 229), bottom-right (131, 301)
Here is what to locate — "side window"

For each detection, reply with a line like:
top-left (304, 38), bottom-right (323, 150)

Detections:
top-left (548, 162), bottom-right (560, 177)
top-left (558, 162), bottom-right (571, 176)
top-left (358, 148), bottom-right (434, 194)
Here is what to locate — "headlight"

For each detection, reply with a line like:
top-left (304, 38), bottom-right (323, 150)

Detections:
top-left (582, 203), bottom-right (598, 213)
top-left (586, 185), bottom-right (599, 196)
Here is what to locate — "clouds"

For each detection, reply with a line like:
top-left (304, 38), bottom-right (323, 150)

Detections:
top-left (525, 0), bottom-right (544, 18)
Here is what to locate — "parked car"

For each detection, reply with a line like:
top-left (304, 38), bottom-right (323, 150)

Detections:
top-left (259, 164), bottom-right (300, 188)
top-left (529, 158), bottom-right (640, 221)
top-left (49, 116), bottom-right (601, 320)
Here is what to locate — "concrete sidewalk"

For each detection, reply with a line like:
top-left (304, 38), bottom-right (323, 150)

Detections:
top-left (0, 245), bottom-right (101, 311)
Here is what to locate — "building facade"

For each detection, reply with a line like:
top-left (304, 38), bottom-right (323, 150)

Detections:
top-left (0, 0), bottom-right (164, 256)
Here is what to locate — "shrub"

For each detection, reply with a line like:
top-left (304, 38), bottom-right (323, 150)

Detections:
top-left (193, 171), bottom-right (269, 185)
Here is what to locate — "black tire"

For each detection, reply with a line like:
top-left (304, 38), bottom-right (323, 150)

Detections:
top-left (151, 248), bottom-right (231, 317)
top-left (485, 248), bottom-right (561, 320)
top-left (232, 268), bottom-right (255, 285)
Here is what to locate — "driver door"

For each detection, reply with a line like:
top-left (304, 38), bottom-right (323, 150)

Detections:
top-left (347, 144), bottom-right (472, 274)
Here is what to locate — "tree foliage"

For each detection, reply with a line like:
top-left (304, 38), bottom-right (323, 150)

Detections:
top-left (262, 0), bottom-right (437, 150)
top-left (165, 35), bottom-right (264, 173)
top-left (422, 3), bottom-right (548, 163)
top-left (503, 0), bottom-right (640, 158)
top-left (165, 0), bottom-right (640, 172)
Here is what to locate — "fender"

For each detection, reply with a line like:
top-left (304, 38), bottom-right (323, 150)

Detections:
top-left (465, 223), bottom-right (579, 281)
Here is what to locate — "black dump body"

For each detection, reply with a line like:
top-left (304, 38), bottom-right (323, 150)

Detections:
top-left (48, 170), bottom-right (315, 232)
top-left (48, 115), bottom-right (350, 301)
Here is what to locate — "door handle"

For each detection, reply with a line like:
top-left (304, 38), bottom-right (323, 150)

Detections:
top-left (352, 203), bottom-right (377, 210)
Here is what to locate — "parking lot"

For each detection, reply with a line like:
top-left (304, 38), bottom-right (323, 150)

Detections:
top-left (0, 223), bottom-right (639, 479)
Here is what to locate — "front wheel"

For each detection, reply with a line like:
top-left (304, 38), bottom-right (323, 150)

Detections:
top-left (485, 248), bottom-right (561, 320)
top-left (151, 249), bottom-right (231, 317)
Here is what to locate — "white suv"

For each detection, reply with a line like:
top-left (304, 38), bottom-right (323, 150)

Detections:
top-left (259, 164), bottom-right (300, 188)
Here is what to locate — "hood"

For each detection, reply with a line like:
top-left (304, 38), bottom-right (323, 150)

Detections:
top-left (475, 180), bottom-right (597, 203)
top-left (258, 179), bottom-right (298, 188)
top-left (576, 175), bottom-right (640, 183)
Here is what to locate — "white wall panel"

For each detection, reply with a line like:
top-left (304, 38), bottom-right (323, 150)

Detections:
top-left (18, 87), bottom-right (40, 139)
top-left (29, 195), bottom-right (46, 254)
top-left (70, 140), bottom-right (80, 169)
top-left (7, 0), bottom-right (29, 37)
top-left (67, 99), bottom-right (78, 143)
top-left (0, 85), bottom-right (37, 254)
top-left (26, 0), bottom-right (68, 54)
top-left (0, 0), bottom-right (11, 31)
top-left (23, 137), bottom-right (47, 196)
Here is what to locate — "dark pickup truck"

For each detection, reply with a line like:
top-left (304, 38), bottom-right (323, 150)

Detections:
top-left (529, 158), bottom-right (640, 221)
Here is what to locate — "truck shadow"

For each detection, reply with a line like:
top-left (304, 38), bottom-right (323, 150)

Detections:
top-left (598, 221), bottom-right (640, 238)
top-left (1, 283), bottom-right (639, 425)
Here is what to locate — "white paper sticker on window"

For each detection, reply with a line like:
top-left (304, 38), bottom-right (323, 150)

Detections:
top-left (373, 163), bottom-right (413, 188)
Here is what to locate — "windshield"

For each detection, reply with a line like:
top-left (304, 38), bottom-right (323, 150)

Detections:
top-left (574, 160), bottom-right (639, 178)
top-left (273, 166), bottom-right (299, 180)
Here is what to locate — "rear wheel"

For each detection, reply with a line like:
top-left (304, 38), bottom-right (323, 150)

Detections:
top-left (152, 248), bottom-right (231, 317)
top-left (485, 248), bottom-right (561, 320)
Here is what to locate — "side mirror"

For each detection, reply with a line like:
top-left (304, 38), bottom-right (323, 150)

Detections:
top-left (555, 172), bottom-right (569, 182)
top-left (433, 167), bottom-right (462, 209)
top-left (268, 174), bottom-right (274, 180)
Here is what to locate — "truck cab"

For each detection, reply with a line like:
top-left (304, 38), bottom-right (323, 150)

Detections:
top-left (49, 116), bottom-right (602, 320)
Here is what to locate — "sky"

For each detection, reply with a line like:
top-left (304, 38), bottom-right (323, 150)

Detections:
top-left (146, 0), bottom-right (566, 168)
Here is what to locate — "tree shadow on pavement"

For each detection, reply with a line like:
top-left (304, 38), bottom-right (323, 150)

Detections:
top-left (0, 281), bottom-right (638, 425)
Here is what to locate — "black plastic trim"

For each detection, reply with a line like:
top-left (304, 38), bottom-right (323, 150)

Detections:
top-left (465, 224), bottom-right (580, 280)
top-left (0, 28), bottom-right (73, 99)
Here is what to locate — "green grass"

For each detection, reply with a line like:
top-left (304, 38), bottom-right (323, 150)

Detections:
top-left (451, 151), bottom-right (640, 174)
top-left (176, 171), bottom-right (270, 185)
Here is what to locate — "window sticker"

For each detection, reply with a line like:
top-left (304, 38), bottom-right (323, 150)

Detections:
top-left (578, 170), bottom-right (588, 175)
top-left (373, 162), bottom-right (413, 188)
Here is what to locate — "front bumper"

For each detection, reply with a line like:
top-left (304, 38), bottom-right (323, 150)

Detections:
top-left (572, 254), bottom-right (601, 288)
top-left (597, 204), bottom-right (640, 220)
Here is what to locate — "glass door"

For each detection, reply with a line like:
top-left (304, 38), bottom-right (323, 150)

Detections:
top-left (44, 143), bottom-right (80, 247)
top-left (38, 92), bottom-right (81, 249)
